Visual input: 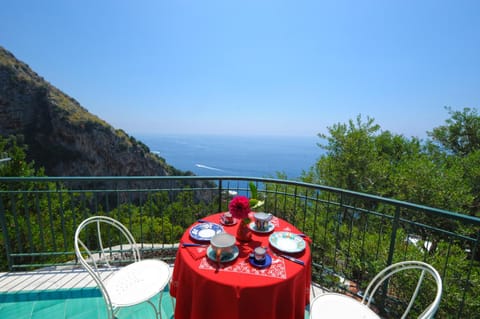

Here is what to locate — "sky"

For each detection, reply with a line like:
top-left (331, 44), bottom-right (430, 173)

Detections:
top-left (1, 0), bottom-right (479, 138)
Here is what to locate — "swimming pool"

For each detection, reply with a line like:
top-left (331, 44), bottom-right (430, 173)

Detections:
top-left (0, 287), bottom-right (174, 319)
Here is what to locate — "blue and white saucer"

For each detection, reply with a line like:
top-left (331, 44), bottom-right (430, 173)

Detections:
top-left (248, 253), bottom-right (272, 268)
top-left (248, 221), bottom-right (275, 233)
top-left (207, 245), bottom-right (239, 263)
top-left (189, 222), bottom-right (224, 241)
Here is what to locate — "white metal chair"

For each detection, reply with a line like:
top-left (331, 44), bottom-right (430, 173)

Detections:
top-left (74, 215), bottom-right (172, 319)
top-left (310, 261), bottom-right (442, 319)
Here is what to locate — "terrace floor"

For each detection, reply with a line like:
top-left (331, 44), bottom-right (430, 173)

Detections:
top-left (0, 263), bottom-right (326, 319)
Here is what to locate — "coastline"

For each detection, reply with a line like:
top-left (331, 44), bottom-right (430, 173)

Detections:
top-left (135, 134), bottom-right (322, 179)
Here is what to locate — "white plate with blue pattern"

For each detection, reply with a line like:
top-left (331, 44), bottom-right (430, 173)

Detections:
top-left (189, 222), bottom-right (224, 241)
top-left (269, 232), bottom-right (306, 253)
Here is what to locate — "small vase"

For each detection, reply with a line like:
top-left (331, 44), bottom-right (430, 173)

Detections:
top-left (236, 218), bottom-right (252, 242)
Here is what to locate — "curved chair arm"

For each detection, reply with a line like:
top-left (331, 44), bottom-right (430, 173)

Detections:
top-left (361, 261), bottom-right (442, 319)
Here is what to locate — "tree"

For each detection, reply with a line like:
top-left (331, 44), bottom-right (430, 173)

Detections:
top-left (428, 107), bottom-right (480, 156)
top-left (313, 115), bottom-right (382, 193)
top-left (307, 114), bottom-right (473, 213)
top-left (303, 113), bottom-right (479, 317)
top-left (0, 135), bottom-right (42, 177)
top-left (428, 107), bottom-right (480, 215)
top-left (459, 149), bottom-right (480, 215)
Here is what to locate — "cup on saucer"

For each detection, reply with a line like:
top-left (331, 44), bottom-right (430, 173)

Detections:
top-left (253, 212), bottom-right (273, 231)
top-left (221, 212), bottom-right (234, 224)
top-left (210, 233), bottom-right (236, 262)
top-left (253, 246), bottom-right (267, 265)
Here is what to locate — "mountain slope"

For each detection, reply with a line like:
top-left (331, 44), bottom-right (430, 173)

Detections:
top-left (0, 46), bottom-right (184, 176)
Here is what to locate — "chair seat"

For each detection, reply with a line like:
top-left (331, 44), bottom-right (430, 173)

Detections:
top-left (310, 293), bottom-right (379, 319)
top-left (105, 259), bottom-right (171, 307)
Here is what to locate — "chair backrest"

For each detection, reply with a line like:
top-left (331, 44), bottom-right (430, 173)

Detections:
top-left (361, 261), bottom-right (442, 319)
top-left (74, 215), bottom-right (141, 312)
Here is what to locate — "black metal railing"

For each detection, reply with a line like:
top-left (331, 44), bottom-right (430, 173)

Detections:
top-left (0, 176), bottom-right (479, 318)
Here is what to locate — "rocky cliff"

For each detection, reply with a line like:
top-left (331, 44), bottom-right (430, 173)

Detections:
top-left (0, 46), bottom-right (184, 177)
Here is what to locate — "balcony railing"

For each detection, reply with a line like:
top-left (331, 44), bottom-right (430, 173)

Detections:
top-left (1, 176), bottom-right (479, 318)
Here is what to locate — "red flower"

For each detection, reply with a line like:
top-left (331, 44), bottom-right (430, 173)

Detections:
top-left (228, 196), bottom-right (250, 219)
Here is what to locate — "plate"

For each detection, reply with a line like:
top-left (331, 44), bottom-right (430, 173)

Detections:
top-left (207, 245), bottom-right (239, 263)
top-left (189, 223), bottom-right (224, 241)
top-left (269, 232), bottom-right (306, 253)
top-left (248, 253), bottom-right (272, 268)
top-left (248, 221), bottom-right (275, 233)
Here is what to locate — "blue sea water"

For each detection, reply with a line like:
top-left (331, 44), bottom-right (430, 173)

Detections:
top-left (136, 134), bottom-right (323, 179)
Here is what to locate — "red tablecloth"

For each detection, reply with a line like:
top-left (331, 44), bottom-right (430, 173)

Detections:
top-left (170, 213), bottom-right (311, 319)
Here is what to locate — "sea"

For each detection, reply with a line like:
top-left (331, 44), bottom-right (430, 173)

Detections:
top-left (135, 134), bottom-right (323, 179)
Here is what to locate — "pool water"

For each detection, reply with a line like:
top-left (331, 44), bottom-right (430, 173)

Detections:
top-left (1, 286), bottom-right (311, 319)
top-left (0, 287), bottom-right (174, 319)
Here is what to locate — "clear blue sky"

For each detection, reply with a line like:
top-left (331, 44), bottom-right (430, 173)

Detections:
top-left (1, 0), bottom-right (479, 138)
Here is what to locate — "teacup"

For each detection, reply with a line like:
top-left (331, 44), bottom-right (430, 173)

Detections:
top-left (253, 246), bottom-right (267, 264)
top-left (210, 233), bottom-right (236, 262)
top-left (253, 212), bottom-right (273, 231)
top-left (221, 212), bottom-right (234, 224)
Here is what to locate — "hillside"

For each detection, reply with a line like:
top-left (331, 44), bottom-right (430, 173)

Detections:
top-left (0, 46), bottom-right (186, 176)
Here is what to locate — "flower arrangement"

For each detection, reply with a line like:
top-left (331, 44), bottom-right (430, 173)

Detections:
top-left (228, 184), bottom-right (265, 223)
top-left (227, 185), bottom-right (265, 242)
top-left (228, 182), bottom-right (265, 225)
top-left (228, 195), bottom-right (251, 222)
top-left (228, 195), bottom-right (252, 241)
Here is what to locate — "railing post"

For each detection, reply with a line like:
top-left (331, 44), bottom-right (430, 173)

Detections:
top-left (218, 179), bottom-right (223, 213)
top-left (374, 206), bottom-right (402, 316)
top-left (458, 229), bottom-right (480, 318)
top-left (0, 196), bottom-right (13, 271)
top-left (386, 205), bottom-right (401, 267)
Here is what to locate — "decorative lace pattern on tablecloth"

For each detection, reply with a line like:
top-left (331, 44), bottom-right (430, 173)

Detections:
top-left (198, 255), bottom-right (287, 279)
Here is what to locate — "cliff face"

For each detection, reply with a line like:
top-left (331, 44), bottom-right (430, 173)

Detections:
top-left (0, 46), bottom-right (179, 176)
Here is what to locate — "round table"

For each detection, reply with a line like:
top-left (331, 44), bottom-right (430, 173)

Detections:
top-left (170, 213), bottom-right (311, 319)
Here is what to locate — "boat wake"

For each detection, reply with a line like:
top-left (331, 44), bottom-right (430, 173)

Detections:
top-left (195, 164), bottom-right (225, 172)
